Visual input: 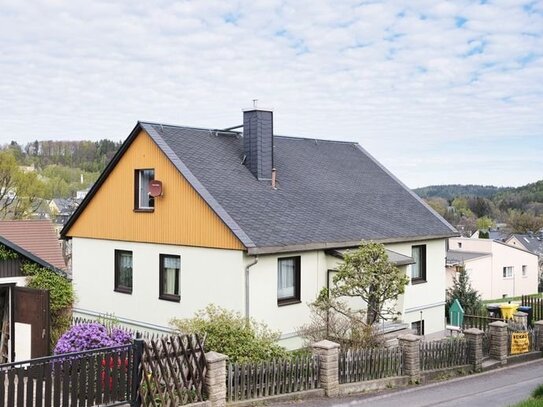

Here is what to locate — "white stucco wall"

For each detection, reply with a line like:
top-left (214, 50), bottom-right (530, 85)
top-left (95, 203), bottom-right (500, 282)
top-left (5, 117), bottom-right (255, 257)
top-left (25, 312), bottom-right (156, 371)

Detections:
top-left (449, 237), bottom-right (539, 299)
top-left (387, 239), bottom-right (447, 335)
top-left (72, 237), bottom-right (449, 348)
top-left (71, 237), bottom-right (245, 328)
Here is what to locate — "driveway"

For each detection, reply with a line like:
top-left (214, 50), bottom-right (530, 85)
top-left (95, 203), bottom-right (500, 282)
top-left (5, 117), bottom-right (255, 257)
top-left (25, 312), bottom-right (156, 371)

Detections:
top-left (270, 359), bottom-right (543, 407)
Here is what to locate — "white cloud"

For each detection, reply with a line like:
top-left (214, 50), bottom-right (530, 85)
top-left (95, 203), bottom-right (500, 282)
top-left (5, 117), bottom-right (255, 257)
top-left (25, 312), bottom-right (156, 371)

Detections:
top-left (0, 0), bottom-right (541, 187)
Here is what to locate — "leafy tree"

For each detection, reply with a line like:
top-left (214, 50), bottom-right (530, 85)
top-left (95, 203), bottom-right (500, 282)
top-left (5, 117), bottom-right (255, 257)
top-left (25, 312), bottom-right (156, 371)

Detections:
top-left (446, 267), bottom-right (482, 316)
top-left (170, 305), bottom-right (287, 363)
top-left (476, 216), bottom-right (494, 238)
top-left (0, 150), bottom-right (46, 219)
top-left (323, 242), bottom-right (409, 325)
top-left (507, 210), bottom-right (543, 234)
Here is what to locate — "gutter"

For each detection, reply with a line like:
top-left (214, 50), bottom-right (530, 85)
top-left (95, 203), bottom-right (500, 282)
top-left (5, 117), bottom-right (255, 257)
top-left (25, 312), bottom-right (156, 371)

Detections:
top-left (245, 255), bottom-right (259, 324)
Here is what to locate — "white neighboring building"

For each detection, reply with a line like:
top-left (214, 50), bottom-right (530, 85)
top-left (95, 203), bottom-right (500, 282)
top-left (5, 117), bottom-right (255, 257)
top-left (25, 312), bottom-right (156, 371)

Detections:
top-left (62, 109), bottom-right (458, 348)
top-left (447, 237), bottom-right (539, 300)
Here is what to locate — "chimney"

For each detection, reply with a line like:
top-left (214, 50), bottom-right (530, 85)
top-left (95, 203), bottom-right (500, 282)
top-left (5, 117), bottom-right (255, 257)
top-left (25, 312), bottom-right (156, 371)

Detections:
top-left (243, 108), bottom-right (273, 180)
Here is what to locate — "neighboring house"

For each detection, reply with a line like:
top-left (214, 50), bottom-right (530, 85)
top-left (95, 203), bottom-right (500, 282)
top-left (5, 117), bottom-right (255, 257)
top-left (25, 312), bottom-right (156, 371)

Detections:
top-left (49, 198), bottom-right (80, 226)
top-left (0, 219), bottom-right (67, 362)
top-left (61, 109), bottom-right (457, 348)
top-left (471, 226), bottom-right (509, 241)
top-left (506, 233), bottom-right (543, 285)
top-left (76, 187), bottom-right (91, 200)
top-left (447, 237), bottom-right (538, 300)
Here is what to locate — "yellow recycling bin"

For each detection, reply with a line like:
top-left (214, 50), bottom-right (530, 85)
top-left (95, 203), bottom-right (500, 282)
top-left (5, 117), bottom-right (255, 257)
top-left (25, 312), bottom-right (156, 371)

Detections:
top-left (499, 303), bottom-right (519, 319)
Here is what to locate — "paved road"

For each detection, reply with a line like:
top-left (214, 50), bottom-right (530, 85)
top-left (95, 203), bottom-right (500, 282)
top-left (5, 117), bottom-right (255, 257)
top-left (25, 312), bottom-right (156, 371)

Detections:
top-left (271, 359), bottom-right (543, 407)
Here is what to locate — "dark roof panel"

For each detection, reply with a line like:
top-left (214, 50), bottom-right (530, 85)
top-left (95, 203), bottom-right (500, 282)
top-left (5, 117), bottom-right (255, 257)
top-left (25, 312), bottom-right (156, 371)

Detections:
top-left (144, 123), bottom-right (456, 250)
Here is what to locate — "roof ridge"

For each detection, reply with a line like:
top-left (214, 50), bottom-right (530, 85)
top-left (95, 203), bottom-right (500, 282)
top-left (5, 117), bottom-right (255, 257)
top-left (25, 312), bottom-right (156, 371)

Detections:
top-left (139, 121), bottom-right (357, 145)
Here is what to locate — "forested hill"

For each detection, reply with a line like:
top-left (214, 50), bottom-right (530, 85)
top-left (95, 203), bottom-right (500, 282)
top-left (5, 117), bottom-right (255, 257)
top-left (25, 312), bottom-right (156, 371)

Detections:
top-left (414, 181), bottom-right (543, 206)
top-left (413, 184), bottom-right (510, 200)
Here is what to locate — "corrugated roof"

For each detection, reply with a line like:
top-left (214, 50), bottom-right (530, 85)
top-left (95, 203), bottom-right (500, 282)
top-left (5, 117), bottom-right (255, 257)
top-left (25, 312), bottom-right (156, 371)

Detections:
top-left (0, 220), bottom-right (66, 271)
top-left (327, 248), bottom-right (415, 266)
top-left (446, 250), bottom-right (490, 266)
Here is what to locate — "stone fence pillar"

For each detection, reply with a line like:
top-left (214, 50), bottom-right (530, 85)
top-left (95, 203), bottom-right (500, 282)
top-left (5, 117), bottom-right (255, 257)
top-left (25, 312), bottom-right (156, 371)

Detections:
top-left (489, 321), bottom-right (508, 365)
top-left (534, 321), bottom-right (543, 351)
top-left (398, 334), bottom-right (421, 382)
top-left (463, 328), bottom-right (484, 372)
top-left (312, 340), bottom-right (340, 397)
top-left (205, 351), bottom-right (228, 407)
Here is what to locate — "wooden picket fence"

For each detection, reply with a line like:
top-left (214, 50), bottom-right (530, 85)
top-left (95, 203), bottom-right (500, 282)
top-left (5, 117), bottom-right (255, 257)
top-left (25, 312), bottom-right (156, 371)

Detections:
top-left (338, 347), bottom-right (402, 384)
top-left (0, 343), bottom-right (136, 407)
top-left (226, 355), bottom-right (320, 402)
top-left (139, 335), bottom-right (207, 406)
top-left (419, 339), bottom-right (469, 371)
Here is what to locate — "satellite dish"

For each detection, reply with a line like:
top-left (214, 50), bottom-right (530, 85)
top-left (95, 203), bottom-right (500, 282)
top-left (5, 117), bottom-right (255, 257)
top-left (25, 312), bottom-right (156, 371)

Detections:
top-left (149, 180), bottom-right (163, 197)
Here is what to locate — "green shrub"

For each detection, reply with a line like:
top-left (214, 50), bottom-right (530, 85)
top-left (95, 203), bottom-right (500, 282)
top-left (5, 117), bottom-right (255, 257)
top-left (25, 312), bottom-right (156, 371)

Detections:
top-left (170, 305), bottom-right (288, 363)
top-left (0, 244), bottom-right (18, 260)
top-left (22, 263), bottom-right (75, 347)
top-left (532, 384), bottom-right (543, 399)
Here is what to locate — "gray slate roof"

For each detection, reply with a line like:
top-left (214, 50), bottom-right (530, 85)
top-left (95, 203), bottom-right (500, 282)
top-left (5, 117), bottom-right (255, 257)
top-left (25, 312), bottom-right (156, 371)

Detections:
top-left (510, 234), bottom-right (543, 256)
top-left (140, 122), bottom-right (456, 253)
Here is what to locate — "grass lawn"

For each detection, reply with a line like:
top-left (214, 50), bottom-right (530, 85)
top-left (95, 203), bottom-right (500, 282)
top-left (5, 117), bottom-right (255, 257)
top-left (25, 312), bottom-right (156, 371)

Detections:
top-left (511, 384), bottom-right (543, 406)
top-left (483, 293), bottom-right (543, 305)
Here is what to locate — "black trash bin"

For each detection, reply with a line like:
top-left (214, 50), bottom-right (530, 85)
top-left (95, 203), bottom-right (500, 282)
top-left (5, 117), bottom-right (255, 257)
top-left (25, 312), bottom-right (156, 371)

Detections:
top-left (487, 305), bottom-right (500, 318)
top-left (518, 305), bottom-right (533, 327)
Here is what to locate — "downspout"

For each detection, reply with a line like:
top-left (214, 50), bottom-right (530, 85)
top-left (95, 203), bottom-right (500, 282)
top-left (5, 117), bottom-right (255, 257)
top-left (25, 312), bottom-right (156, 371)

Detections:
top-left (245, 255), bottom-right (259, 325)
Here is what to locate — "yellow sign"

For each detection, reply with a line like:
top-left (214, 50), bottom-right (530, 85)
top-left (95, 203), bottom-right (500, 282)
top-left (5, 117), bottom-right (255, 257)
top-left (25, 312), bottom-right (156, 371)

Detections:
top-left (510, 332), bottom-right (530, 355)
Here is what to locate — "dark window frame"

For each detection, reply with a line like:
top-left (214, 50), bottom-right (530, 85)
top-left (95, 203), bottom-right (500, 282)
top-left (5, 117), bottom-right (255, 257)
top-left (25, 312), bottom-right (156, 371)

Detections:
top-left (411, 320), bottom-right (425, 335)
top-left (134, 169), bottom-right (155, 212)
top-left (277, 256), bottom-right (301, 306)
top-left (114, 250), bottom-right (133, 294)
top-left (411, 244), bottom-right (427, 284)
top-left (159, 254), bottom-right (180, 302)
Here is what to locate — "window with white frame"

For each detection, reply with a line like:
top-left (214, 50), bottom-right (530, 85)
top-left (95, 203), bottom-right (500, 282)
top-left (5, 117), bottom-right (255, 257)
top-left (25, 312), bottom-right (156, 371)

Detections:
top-left (503, 266), bottom-right (513, 278)
top-left (135, 169), bottom-right (155, 210)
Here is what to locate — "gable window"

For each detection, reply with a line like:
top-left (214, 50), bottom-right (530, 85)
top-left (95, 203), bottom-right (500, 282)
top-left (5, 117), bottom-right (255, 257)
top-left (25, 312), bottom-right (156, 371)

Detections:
top-left (160, 254), bottom-right (180, 302)
top-left (115, 250), bottom-right (133, 293)
top-left (277, 256), bottom-right (301, 305)
top-left (411, 245), bottom-right (427, 283)
top-left (503, 266), bottom-right (513, 278)
top-left (135, 169), bottom-right (155, 210)
top-left (522, 265), bottom-right (527, 277)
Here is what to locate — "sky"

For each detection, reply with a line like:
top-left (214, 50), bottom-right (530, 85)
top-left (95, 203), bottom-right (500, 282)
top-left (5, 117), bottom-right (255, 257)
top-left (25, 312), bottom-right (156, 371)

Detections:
top-left (0, 0), bottom-right (542, 189)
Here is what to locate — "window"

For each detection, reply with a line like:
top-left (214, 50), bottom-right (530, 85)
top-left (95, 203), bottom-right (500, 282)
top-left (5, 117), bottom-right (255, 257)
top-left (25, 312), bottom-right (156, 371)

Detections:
top-left (457, 242), bottom-right (462, 248)
top-left (411, 245), bottom-right (427, 283)
top-left (503, 266), bottom-right (513, 278)
top-left (135, 169), bottom-right (155, 210)
top-left (159, 254), bottom-right (180, 302)
top-left (522, 265), bottom-right (527, 277)
top-left (277, 256), bottom-right (301, 305)
top-left (411, 320), bottom-right (425, 336)
top-left (115, 250), bottom-right (133, 293)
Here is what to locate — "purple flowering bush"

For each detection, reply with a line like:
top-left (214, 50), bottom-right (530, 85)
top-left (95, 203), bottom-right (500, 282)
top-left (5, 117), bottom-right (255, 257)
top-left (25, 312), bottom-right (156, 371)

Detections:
top-left (54, 323), bottom-right (133, 354)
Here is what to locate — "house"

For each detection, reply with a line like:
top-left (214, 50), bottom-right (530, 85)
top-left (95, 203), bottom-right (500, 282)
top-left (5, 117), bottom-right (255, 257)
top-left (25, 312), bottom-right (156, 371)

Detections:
top-left (506, 233), bottom-right (543, 288)
top-left (61, 108), bottom-right (458, 348)
top-left (49, 198), bottom-right (80, 226)
top-left (446, 237), bottom-right (538, 300)
top-left (0, 219), bottom-right (67, 362)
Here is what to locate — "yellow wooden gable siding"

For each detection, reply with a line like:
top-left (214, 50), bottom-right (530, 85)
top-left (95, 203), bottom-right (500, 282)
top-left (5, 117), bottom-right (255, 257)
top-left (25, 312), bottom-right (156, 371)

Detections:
top-left (67, 130), bottom-right (245, 250)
